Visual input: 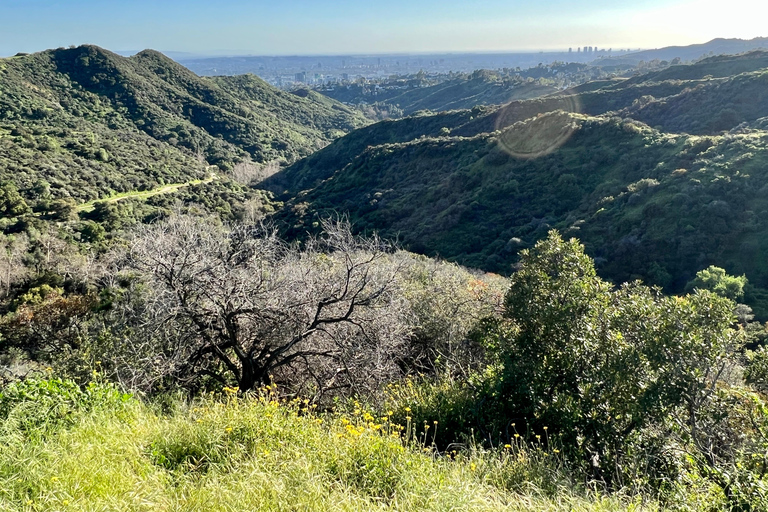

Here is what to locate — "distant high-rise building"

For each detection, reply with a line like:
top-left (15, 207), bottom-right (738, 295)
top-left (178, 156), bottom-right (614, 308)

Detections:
top-left (569, 47), bottom-right (572, 53)
top-left (295, 71), bottom-right (307, 83)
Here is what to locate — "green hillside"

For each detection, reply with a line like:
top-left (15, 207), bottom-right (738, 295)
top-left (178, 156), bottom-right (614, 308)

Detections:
top-left (0, 45), bottom-right (367, 203)
top-left (265, 108), bottom-right (487, 194)
top-left (443, 52), bottom-right (768, 139)
top-left (267, 107), bottom-right (768, 316)
top-left (260, 54), bottom-right (768, 320)
top-left (621, 68), bottom-right (768, 134)
top-left (616, 50), bottom-right (768, 83)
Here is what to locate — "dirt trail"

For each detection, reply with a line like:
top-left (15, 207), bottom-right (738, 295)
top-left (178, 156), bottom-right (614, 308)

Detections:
top-left (77, 172), bottom-right (219, 213)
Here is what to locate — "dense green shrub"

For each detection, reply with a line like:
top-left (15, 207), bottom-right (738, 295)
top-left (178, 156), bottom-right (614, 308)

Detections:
top-left (685, 265), bottom-right (748, 300)
top-left (488, 232), bottom-right (737, 482)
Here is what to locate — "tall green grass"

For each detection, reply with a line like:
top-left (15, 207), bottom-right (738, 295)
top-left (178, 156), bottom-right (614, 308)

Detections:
top-left (0, 379), bottom-right (651, 511)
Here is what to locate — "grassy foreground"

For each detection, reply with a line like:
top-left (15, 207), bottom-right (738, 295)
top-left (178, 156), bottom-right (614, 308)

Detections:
top-left (0, 380), bottom-right (650, 512)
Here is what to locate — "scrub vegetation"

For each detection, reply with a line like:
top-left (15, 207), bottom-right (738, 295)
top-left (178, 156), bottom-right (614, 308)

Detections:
top-left (3, 46), bottom-right (768, 510)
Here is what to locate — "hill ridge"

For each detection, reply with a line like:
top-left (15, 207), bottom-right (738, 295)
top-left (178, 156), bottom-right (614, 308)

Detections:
top-left (263, 65), bottom-right (768, 316)
top-left (0, 44), bottom-right (368, 203)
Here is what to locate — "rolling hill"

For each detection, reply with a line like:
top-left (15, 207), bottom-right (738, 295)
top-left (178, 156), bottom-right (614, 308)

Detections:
top-left (264, 56), bottom-right (768, 317)
top-left (619, 68), bottom-right (768, 134)
top-left (267, 52), bottom-right (768, 198)
top-left (460, 51), bottom-right (768, 137)
top-left (0, 45), bottom-right (367, 203)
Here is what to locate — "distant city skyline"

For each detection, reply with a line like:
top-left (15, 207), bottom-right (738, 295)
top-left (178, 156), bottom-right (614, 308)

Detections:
top-left (1, 0), bottom-right (765, 57)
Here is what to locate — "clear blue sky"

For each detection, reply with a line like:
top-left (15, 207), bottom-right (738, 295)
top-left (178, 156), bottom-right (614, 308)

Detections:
top-left (1, 0), bottom-right (764, 56)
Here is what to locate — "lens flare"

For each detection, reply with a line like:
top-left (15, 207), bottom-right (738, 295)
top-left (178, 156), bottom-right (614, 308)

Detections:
top-left (494, 94), bottom-right (582, 159)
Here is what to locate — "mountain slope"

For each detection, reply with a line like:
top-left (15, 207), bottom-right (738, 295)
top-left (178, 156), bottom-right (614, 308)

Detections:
top-left (616, 50), bottom-right (768, 84)
top-left (0, 45), bottom-right (367, 203)
top-left (620, 68), bottom-right (768, 134)
top-left (270, 114), bottom-right (686, 271)
top-left (594, 37), bottom-right (768, 66)
top-left (266, 112), bottom-right (768, 316)
top-left (264, 108), bottom-right (491, 195)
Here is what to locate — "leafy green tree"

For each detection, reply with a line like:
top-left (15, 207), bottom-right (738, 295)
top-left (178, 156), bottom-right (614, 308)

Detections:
top-left (491, 231), bottom-right (739, 486)
top-left (745, 346), bottom-right (768, 393)
top-left (686, 265), bottom-right (747, 301)
top-left (48, 198), bottom-right (78, 221)
top-left (31, 180), bottom-right (52, 201)
top-left (0, 182), bottom-right (30, 218)
top-left (76, 221), bottom-right (106, 243)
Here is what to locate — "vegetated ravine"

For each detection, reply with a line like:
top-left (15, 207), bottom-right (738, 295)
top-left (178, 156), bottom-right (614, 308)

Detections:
top-left (263, 50), bottom-right (768, 317)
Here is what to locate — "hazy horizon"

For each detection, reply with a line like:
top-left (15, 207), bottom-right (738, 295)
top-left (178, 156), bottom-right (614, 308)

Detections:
top-left (1, 0), bottom-right (766, 57)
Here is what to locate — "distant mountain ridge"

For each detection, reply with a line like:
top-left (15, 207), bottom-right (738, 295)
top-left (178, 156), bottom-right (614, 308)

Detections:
top-left (595, 37), bottom-right (768, 66)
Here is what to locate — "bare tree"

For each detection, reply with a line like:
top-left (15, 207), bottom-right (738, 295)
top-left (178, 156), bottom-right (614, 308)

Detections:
top-left (231, 159), bottom-right (281, 186)
top-left (26, 227), bottom-right (87, 280)
top-left (0, 234), bottom-right (29, 298)
top-left (393, 253), bottom-right (507, 378)
top-left (122, 214), bottom-right (409, 395)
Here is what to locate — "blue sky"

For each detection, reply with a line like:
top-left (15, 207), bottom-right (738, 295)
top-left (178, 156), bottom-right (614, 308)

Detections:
top-left (1, 0), bottom-right (765, 56)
